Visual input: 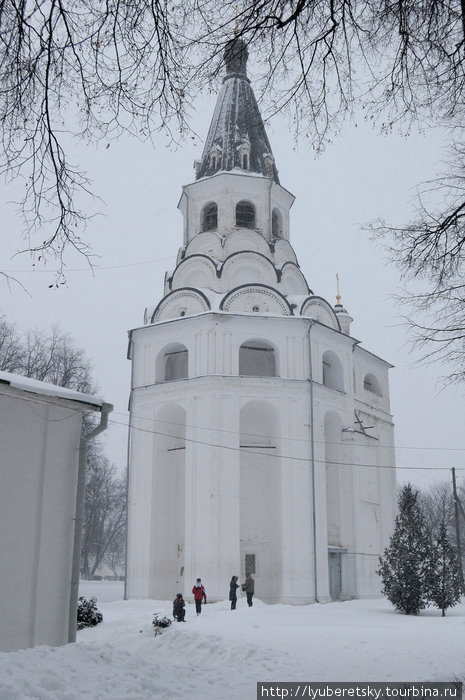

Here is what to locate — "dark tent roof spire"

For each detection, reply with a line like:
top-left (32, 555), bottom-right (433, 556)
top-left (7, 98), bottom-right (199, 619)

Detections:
top-left (195, 39), bottom-right (279, 183)
top-left (224, 38), bottom-right (248, 77)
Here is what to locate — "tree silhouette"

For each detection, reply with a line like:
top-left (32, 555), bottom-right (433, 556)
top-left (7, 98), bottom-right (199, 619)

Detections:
top-left (1, 1), bottom-right (463, 286)
top-left (377, 483), bottom-right (430, 615)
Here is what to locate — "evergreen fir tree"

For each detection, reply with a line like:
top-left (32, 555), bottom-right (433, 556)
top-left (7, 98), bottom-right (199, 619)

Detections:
top-left (377, 483), bottom-right (430, 615)
top-left (425, 519), bottom-right (462, 616)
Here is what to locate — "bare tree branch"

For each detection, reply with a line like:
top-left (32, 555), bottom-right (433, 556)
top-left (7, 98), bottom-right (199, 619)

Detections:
top-left (1, 0), bottom-right (464, 292)
top-left (372, 140), bottom-right (465, 382)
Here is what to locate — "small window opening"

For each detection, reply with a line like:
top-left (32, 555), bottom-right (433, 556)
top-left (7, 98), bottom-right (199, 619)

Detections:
top-left (364, 373), bottom-right (382, 395)
top-left (165, 349), bottom-right (188, 382)
top-left (322, 351), bottom-right (343, 391)
top-left (245, 553), bottom-right (256, 575)
top-left (236, 200), bottom-right (255, 228)
top-left (242, 154), bottom-right (248, 170)
top-left (272, 208), bottom-right (282, 238)
top-left (239, 342), bottom-right (276, 377)
top-left (202, 202), bottom-right (218, 231)
top-left (211, 156), bottom-right (216, 170)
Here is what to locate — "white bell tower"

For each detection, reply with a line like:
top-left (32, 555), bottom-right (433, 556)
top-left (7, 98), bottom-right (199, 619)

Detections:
top-left (126, 39), bottom-right (397, 603)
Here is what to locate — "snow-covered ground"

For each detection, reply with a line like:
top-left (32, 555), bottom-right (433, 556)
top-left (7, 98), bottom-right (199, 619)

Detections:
top-left (0, 581), bottom-right (464, 700)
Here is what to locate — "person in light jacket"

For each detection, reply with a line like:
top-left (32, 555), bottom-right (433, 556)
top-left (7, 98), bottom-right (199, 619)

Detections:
top-left (229, 576), bottom-right (240, 610)
top-left (242, 573), bottom-right (255, 607)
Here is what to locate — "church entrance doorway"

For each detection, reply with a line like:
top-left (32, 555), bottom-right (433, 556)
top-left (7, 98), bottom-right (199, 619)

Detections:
top-left (328, 550), bottom-right (342, 600)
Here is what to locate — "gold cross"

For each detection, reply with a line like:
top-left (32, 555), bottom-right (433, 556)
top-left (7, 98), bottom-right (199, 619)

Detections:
top-left (336, 273), bottom-right (341, 305)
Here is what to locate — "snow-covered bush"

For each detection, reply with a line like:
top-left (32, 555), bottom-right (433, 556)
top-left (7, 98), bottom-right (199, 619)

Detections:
top-left (77, 596), bottom-right (103, 630)
top-left (152, 613), bottom-right (172, 636)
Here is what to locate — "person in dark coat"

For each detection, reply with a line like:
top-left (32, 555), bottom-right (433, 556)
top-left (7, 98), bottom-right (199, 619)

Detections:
top-left (172, 593), bottom-right (185, 621)
top-left (192, 578), bottom-right (207, 615)
top-left (242, 573), bottom-right (255, 607)
top-left (229, 576), bottom-right (240, 610)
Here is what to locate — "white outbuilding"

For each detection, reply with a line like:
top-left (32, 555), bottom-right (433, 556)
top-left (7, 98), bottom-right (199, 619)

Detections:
top-left (0, 371), bottom-right (112, 652)
top-left (126, 39), bottom-right (397, 604)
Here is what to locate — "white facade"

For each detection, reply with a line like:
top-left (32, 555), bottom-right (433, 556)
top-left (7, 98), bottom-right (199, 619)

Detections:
top-left (126, 39), bottom-right (396, 604)
top-left (0, 371), bottom-right (110, 651)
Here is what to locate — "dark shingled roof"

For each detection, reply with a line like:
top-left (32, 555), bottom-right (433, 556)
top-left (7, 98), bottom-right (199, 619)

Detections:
top-left (195, 39), bottom-right (279, 184)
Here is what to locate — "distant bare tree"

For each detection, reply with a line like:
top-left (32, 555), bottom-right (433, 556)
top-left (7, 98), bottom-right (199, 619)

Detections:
top-left (20, 326), bottom-right (96, 393)
top-left (103, 516), bottom-right (127, 578)
top-left (80, 446), bottom-right (126, 580)
top-left (0, 313), bottom-right (23, 372)
top-left (1, 1), bottom-right (464, 276)
top-left (0, 311), bottom-right (127, 578)
top-left (420, 481), bottom-right (455, 538)
top-left (420, 479), bottom-right (465, 576)
top-left (0, 313), bottom-right (95, 391)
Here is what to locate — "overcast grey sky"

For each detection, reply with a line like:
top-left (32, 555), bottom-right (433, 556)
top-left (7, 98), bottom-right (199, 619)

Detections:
top-left (1, 85), bottom-right (464, 492)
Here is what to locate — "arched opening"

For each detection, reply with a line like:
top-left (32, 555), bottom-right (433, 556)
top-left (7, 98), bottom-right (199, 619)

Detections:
top-left (325, 411), bottom-right (343, 548)
top-left (239, 339), bottom-right (277, 377)
top-left (240, 400), bottom-right (281, 600)
top-left (156, 343), bottom-right (188, 383)
top-left (242, 153), bottom-right (248, 170)
top-left (272, 208), bottom-right (283, 238)
top-left (364, 373), bottom-right (382, 396)
top-left (151, 403), bottom-right (186, 598)
top-left (236, 200), bottom-right (256, 229)
top-left (324, 411), bottom-right (346, 601)
top-left (202, 202), bottom-right (218, 232)
top-left (322, 350), bottom-right (344, 391)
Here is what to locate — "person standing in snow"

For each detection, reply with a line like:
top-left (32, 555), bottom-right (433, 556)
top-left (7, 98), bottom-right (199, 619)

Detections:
top-left (242, 573), bottom-right (255, 607)
top-left (229, 576), bottom-right (240, 610)
top-left (172, 593), bottom-right (185, 622)
top-left (192, 578), bottom-right (207, 615)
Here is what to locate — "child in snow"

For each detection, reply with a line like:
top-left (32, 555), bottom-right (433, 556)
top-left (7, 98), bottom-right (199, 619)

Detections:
top-left (229, 576), bottom-right (240, 610)
top-left (192, 578), bottom-right (207, 615)
top-left (172, 593), bottom-right (185, 622)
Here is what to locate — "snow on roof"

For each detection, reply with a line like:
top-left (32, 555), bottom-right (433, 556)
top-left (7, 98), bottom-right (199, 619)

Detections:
top-left (0, 370), bottom-right (104, 409)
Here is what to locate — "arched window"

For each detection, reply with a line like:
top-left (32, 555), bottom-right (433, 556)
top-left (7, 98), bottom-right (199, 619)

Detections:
top-left (242, 154), bottom-right (248, 170)
top-left (156, 343), bottom-right (188, 383)
top-left (364, 373), bottom-right (382, 396)
top-left (239, 340), bottom-right (277, 377)
top-left (211, 156), bottom-right (217, 170)
top-left (272, 208), bottom-right (282, 238)
top-left (202, 202), bottom-right (218, 232)
top-left (322, 350), bottom-right (344, 391)
top-left (236, 200), bottom-right (256, 229)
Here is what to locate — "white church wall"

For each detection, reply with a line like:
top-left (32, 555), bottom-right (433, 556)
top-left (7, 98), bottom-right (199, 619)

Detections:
top-left (127, 314), bottom-right (328, 602)
top-left (150, 403), bottom-right (186, 599)
top-left (0, 379), bottom-right (102, 652)
top-left (126, 402), bottom-right (156, 598)
top-left (279, 395), bottom-right (315, 603)
top-left (240, 400), bottom-right (282, 600)
top-left (325, 411), bottom-right (345, 548)
top-left (127, 309), bottom-right (396, 603)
